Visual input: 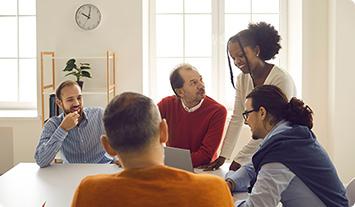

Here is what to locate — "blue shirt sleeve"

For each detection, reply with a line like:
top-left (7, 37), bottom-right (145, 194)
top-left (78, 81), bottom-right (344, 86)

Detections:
top-left (34, 118), bottom-right (68, 167)
top-left (225, 162), bottom-right (256, 192)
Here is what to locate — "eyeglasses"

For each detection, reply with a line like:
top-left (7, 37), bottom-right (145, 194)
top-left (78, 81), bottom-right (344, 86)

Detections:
top-left (242, 109), bottom-right (257, 121)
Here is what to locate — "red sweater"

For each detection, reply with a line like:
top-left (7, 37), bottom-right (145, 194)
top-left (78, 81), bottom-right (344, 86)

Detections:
top-left (158, 96), bottom-right (227, 167)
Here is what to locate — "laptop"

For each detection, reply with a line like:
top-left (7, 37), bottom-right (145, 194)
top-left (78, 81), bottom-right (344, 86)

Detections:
top-left (164, 146), bottom-right (194, 172)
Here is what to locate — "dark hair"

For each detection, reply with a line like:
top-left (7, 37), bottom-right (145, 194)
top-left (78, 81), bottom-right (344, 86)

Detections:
top-left (229, 22), bottom-right (281, 61)
top-left (103, 92), bottom-right (161, 153)
top-left (55, 80), bottom-right (80, 100)
top-left (227, 22), bottom-right (281, 88)
top-left (246, 85), bottom-right (313, 129)
top-left (169, 63), bottom-right (196, 97)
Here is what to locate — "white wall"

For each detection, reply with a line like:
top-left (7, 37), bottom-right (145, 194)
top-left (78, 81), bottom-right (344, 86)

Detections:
top-left (289, 0), bottom-right (355, 183)
top-left (329, 0), bottom-right (355, 183)
top-left (288, 0), bottom-right (330, 153)
top-left (0, 0), bottom-right (144, 169)
top-left (297, 0), bottom-right (355, 183)
top-left (0, 127), bottom-right (13, 174)
top-left (0, 118), bottom-right (41, 166)
top-left (301, 0), bottom-right (330, 153)
top-left (37, 0), bottom-right (143, 94)
top-left (37, 0), bottom-right (144, 122)
top-left (1, 0), bottom-right (354, 183)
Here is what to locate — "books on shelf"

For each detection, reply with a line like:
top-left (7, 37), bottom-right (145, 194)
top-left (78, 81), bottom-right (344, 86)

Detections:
top-left (49, 94), bottom-right (61, 117)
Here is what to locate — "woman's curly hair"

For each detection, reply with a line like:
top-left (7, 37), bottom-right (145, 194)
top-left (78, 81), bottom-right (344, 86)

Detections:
top-left (248, 22), bottom-right (281, 60)
top-left (229, 22), bottom-right (281, 61)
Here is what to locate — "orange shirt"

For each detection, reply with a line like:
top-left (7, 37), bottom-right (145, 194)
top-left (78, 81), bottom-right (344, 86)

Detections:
top-left (71, 165), bottom-right (234, 207)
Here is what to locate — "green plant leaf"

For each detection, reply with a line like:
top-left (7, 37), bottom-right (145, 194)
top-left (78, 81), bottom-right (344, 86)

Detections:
top-left (63, 59), bottom-right (77, 71)
top-left (80, 66), bottom-right (91, 70)
top-left (63, 59), bottom-right (91, 80)
top-left (64, 71), bottom-right (79, 77)
top-left (81, 71), bottom-right (92, 78)
top-left (63, 64), bottom-right (75, 71)
top-left (66, 59), bottom-right (76, 65)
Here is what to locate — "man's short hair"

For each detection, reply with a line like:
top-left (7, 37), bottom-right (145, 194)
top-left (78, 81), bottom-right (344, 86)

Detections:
top-left (55, 80), bottom-right (80, 100)
top-left (103, 92), bottom-right (161, 153)
top-left (169, 63), bottom-right (197, 97)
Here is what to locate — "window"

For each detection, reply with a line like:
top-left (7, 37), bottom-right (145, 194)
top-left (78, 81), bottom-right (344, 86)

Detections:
top-left (0, 0), bottom-right (37, 116)
top-left (148, 0), bottom-right (286, 109)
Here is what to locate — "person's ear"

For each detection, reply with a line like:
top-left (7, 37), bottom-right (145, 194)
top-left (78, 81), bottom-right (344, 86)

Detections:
top-left (159, 119), bottom-right (168, 144)
top-left (101, 135), bottom-right (118, 157)
top-left (176, 88), bottom-right (184, 98)
top-left (55, 98), bottom-right (63, 109)
top-left (254, 45), bottom-right (260, 57)
top-left (259, 106), bottom-right (267, 120)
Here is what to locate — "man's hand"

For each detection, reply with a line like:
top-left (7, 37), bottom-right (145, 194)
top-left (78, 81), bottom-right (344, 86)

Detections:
top-left (229, 161), bottom-right (241, 171)
top-left (226, 180), bottom-right (234, 192)
top-left (202, 156), bottom-right (226, 171)
top-left (60, 112), bottom-right (80, 131)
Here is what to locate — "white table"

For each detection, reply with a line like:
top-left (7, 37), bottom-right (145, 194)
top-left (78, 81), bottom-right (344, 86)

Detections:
top-left (0, 163), bottom-right (245, 207)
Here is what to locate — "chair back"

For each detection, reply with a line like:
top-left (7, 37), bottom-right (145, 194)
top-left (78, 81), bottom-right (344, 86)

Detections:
top-left (347, 178), bottom-right (355, 206)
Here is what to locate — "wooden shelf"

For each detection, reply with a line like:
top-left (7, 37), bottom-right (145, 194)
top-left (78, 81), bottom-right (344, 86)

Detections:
top-left (40, 51), bottom-right (117, 126)
top-left (49, 56), bottom-right (114, 60)
top-left (43, 90), bottom-right (110, 95)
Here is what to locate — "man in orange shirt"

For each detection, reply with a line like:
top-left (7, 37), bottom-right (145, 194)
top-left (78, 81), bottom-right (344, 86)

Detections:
top-left (71, 92), bottom-right (233, 207)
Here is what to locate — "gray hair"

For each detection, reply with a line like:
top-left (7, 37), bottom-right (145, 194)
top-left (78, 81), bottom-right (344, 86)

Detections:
top-left (103, 92), bottom-right (161, 153)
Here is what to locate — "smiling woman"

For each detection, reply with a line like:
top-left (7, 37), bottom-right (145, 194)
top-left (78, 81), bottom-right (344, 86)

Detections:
top-left (206, 21), bottom-right (296, 172)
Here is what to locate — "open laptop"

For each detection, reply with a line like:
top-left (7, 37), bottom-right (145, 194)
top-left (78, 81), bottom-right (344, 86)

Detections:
top-left (164, 146), bottom-right (194, 172)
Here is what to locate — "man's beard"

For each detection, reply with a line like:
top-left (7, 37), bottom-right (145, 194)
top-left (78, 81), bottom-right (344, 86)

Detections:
top-left (194, 89), bottom-right (205, 102)
top-left (63, 106), bottom-right (83, 116)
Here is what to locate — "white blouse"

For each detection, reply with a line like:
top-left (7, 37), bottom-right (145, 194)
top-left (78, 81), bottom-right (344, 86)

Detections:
top-left (219, 65), bottom-right (296, 164)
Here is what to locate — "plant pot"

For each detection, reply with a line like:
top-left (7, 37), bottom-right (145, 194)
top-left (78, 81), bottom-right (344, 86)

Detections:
top-left (77, 81), bottom-right (84, 90)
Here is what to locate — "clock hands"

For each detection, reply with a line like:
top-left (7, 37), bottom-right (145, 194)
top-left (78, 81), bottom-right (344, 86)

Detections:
top-left (81, 12), bottom-right (90, 19)
top-left (76, 4), bottom-right (100, 30)
top-left (88, 6), bottom-right (92, 18)
top-left (80, 6), bottom-right (92, 20)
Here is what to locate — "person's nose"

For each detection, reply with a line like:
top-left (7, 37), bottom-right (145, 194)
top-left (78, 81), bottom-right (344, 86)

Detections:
top-left (197, 80), bottom-right (204, 89)
top-left (73, 98), bottom-right (80, 105)
top-left (234, 57), bottom-right (243, 67)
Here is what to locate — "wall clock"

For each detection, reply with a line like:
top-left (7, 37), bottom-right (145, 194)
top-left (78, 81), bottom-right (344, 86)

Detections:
top-left (75, 4), bottom-right (101, 30)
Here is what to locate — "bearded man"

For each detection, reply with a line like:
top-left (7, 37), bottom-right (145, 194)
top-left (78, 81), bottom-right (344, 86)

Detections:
top-left (35, 80), bottom-right (112, 167)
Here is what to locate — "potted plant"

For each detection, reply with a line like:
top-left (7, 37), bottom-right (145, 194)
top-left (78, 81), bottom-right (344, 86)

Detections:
top-left (63, 58), bottom-right (92, 89)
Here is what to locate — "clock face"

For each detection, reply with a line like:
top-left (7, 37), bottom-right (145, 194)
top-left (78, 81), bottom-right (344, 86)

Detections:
top-left (75, 4), bottom-right (101, 30)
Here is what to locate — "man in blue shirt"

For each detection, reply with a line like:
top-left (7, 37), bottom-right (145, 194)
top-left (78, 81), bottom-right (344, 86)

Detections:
top-left (225, 85), bottom-right (348, 207)
top-left (35, 80), bottom-right (112, 167)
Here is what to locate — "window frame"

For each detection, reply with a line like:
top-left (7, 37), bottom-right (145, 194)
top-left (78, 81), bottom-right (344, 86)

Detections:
top-left (148, 0), bottom-right (288, 109)
top-left (0, 0), bottom-right (37, 112)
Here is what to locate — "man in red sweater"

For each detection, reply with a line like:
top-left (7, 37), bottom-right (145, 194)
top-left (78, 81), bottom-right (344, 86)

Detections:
top-left (158, 64), bottom-right (227, 167)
